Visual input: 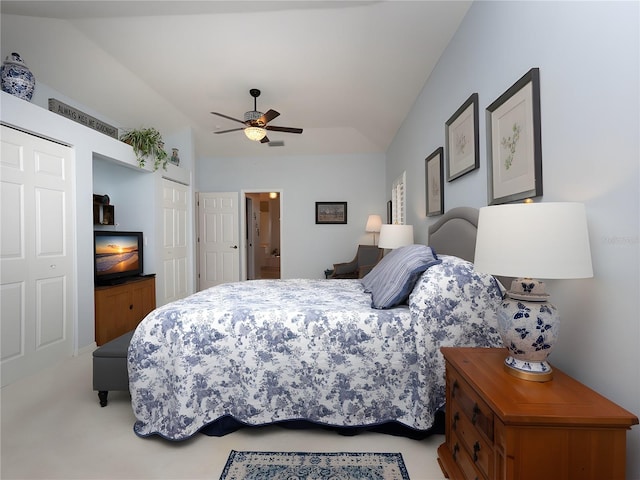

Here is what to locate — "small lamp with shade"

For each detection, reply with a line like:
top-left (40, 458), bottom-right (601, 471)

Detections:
top-left (474, 202), bottom-right (593, 382)
top-left (378, 224), bottom-right (414, 250)
top-left (365, 215), bottom-right (382, 245)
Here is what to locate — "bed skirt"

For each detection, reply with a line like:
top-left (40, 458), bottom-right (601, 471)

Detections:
top-left (198, 410), bottom-right (445, 439)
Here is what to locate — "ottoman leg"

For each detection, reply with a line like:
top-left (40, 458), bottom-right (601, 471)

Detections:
top-left (98, 391), bottom-right (108, 407)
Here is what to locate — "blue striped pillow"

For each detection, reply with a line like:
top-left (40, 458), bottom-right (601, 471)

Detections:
top-left (361, 244), bottom-right (441, 309)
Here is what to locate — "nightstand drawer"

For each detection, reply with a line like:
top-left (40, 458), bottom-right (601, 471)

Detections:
top-left (451, 397), bottom-right (493, 479)
top-left (451, 430), bottom-right (487, 480)
top-left (449, 367), bottom-right (494, 441)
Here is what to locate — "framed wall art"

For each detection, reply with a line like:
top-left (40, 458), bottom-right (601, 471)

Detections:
top-left (315, 201), bottom-right (347, 224)
top-left (486, 68), bottom-right (543, 204)
top-left (425, 147), bottom-right (444, 217)
top-left (445, 92), bottom-right (479, 181)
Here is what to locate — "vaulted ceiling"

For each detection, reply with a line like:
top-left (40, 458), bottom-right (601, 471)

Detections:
top-left (1, 1), bottom-right (471, 158)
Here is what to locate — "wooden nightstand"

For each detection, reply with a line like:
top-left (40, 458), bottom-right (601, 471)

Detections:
top-left (437, 347), bottom-right (638, 480)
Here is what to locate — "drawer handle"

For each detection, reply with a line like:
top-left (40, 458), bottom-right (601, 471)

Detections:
top-left (129, 304), bottom-right (133, 310)
top-left (472, 403), bottom-right (480, 425)
top-left (453, 443), bottom-right (460, 462)
top-left (473, 441), bottom-right (481, 462)
top-left (452, 380), bottom-right (459, 398)
top-left (452, 411), bottom-right (459, 431)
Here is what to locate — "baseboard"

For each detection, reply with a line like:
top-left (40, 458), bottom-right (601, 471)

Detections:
top-left (77, 342), bottom-right (97, 356)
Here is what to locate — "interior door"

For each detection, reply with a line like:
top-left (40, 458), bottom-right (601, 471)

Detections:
top-left (245, 197), bottom-right (256, 280)
top-left (160, 178), bottom-right (189, 306)
top-left (1, 125), bottom-right (74, 387)
top-left (197, 192), bottom-right (239, 290)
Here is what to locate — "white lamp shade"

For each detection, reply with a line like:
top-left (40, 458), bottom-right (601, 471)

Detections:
top-left (365, 214), bottom-right (382, 233)
top-left (378, 224), bottom-right (414, 249)
top-left (474, 202), bottom-right (593, 279)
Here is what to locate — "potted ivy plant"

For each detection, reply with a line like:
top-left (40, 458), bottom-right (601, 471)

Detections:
top-left (119, 127), bottom-right (168, 171)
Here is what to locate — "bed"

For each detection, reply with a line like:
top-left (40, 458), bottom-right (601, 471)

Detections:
top-left (128, 207), bottom-right (504, 441)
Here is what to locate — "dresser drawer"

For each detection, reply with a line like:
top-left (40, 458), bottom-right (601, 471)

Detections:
top-left (451, 430), bottom-right (487, 480)
top-left (448, 367), bottom-right (494, 441)
top-left (451, 397), bottom-right (493, 479)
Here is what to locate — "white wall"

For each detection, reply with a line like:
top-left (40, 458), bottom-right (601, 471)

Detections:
top-left (196, 153), bottom-right (387, 278)
top-left (387, 1), bottom-right (640, 475)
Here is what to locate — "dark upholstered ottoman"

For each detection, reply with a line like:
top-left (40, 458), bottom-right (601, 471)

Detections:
top-left (92, 330), bottom-right (134, 407)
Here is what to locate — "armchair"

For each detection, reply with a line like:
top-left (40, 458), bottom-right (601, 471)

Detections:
top-left (329, 244), bottom-right (383, 279)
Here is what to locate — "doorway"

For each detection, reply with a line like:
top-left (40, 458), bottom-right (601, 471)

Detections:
top-left (245, 192), bottom-right (281, 280)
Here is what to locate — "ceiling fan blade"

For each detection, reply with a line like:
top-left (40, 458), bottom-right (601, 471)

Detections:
top-left (260, 136), bottom-right (270, 144)
top-left (211, 112), bottom-right (246, 124)
top-left (214, 127), bottom-right (245, 134)
top-left (266, 125), bottom-right (303, 134)
top-left (259, 109), bottom-right (280, 125)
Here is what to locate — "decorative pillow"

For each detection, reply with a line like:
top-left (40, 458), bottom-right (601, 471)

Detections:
top-left (361, 244), bottom-right (441, 309)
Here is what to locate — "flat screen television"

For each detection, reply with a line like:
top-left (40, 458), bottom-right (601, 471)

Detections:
top-left (94, 231), bottom-right (143, 285)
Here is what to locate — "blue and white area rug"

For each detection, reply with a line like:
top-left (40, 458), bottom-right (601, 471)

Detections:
top-left (219, 450), bottom-right (410, 480)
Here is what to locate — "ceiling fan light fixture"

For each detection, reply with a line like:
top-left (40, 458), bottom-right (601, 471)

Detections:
top-left (244, 126), bottom-right (267, 141)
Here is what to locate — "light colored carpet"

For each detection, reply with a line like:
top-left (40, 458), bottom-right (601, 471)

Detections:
top-left (0, 350), bottom-right (446, 480)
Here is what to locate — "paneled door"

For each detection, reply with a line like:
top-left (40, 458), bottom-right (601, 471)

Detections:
top-left (160, 178), bottom-right (189, 306)
top-left (197, 192), bottom-right (239, 290)
top-left (1, 125), bottom-right (74, 387)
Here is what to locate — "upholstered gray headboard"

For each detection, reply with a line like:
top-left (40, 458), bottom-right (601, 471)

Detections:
top-left (428, 206), bottom-right (512, 288)
top-left (427, 207), bottom-right (479, 263)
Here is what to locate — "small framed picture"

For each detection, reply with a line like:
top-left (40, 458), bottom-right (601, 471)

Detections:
top-left (169, 148), bottom-right (180, 166)
top-left (486, 68), bottom-right (543, 204)
top-left (315, 202), bottom-right (347, 224)
top-left (425, 147), bottom-right (444, 217)
top-left (445, 93), bottom-right (479, 181)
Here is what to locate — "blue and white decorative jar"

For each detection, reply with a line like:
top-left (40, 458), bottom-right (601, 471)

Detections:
top-left (1, 52), bottom-right (36, 101)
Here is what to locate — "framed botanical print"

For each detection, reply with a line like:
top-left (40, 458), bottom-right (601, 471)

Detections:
top-left (486, 68), bottom-right (543, 204)
top-left (445, 93), bottom-right (479, 181)
top-left (425, 147), bottom-right (444, 216)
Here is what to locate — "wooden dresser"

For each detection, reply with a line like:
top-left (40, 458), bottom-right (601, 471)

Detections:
top-left (94, 275), bottom-right (156, 345)
top-left (438, 347), bottom-right (638, 480)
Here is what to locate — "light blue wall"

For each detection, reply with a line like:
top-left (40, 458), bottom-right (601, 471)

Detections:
top-left (387, 1), bottom-right (640, 475)
top-left (196, 153), bottom-right (387, 278)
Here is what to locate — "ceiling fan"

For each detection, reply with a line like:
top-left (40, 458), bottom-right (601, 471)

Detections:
top-left (211, 89), bottom-right (303, 143)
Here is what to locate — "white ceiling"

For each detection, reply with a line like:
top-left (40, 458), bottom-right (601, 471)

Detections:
top-left (1, 1), bottom-right (471, 158)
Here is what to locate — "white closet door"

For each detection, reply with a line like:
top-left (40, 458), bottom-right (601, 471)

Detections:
top-left (197, 192), bottom-right (239, 290)
top-left (1, 125), bottom-right (74, 387)
top-left (160, 178), bottom-right (189, 305)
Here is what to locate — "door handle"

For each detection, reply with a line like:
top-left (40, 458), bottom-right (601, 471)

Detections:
top-left (231, 245), bottom-right (238, 249)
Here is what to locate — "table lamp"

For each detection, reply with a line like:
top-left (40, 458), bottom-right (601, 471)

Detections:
top-left (378, 224), bottom-right (414, 250)
top-left (365, 214), bottom-right (382, 245)
top-left (474, 202), bottom-right (593, 381)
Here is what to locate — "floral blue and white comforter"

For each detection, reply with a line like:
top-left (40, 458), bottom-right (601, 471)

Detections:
top-left (128, 256), bottom-right (503, 441)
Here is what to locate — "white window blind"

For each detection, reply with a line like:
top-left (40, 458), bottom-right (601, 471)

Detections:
top-left (391, 171), bottom-right (406, 225)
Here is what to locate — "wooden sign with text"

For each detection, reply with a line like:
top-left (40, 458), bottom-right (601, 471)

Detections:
top-left (48, 98), bottom-right (118, 139)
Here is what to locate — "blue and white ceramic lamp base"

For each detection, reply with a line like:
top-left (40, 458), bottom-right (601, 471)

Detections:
top-left (498, 279), bottom-right (559, 382)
